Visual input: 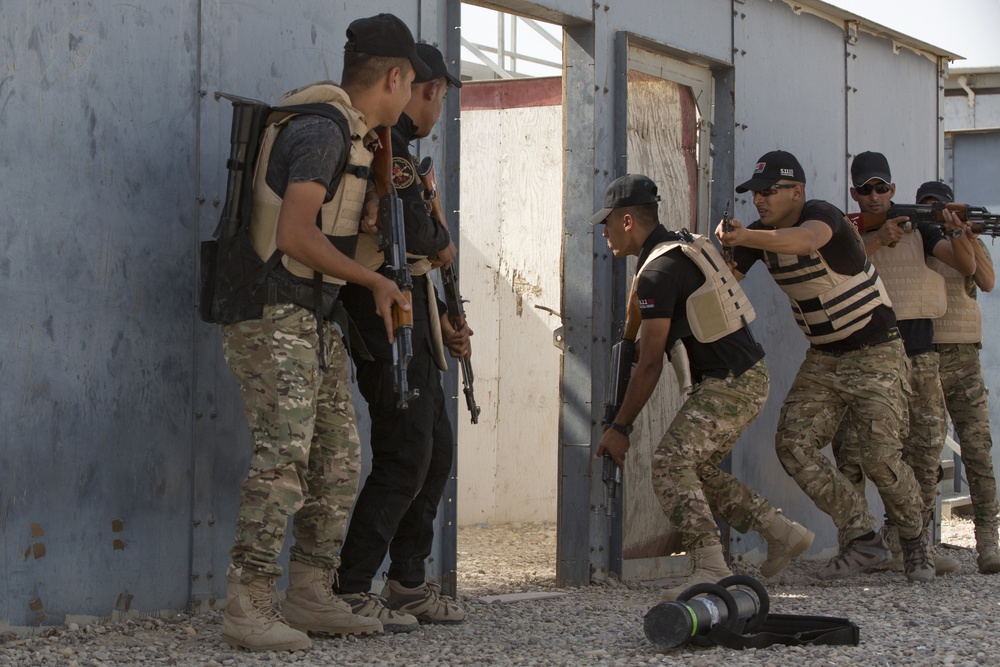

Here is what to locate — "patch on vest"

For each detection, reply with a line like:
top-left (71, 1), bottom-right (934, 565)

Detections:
top-left (393, 157), bottom-right (416, 190)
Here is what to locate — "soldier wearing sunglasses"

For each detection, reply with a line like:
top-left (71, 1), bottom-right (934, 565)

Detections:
top-left (716, 150), bottom-right (932, 584)
top-left (832, 153), bottom-right (975, 577)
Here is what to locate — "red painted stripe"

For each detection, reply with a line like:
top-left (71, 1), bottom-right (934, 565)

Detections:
top-left (460, 77), bottom-right (562, 110)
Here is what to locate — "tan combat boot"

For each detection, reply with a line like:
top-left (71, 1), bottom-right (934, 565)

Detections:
top-left (899, 528), bottom-right (935, 583)
top-left (222, 577), bottom-right (312, 652)
top-left (816, 531), bottom-right (891, 580)
top-left (661, 543), bottom-right (732, 600)
top-left (876, 524), bottom-right (960, 575)
top-left (338, 591), bottom-right (420, 633)
top-left (282, 561), bottom-right (382, 637)
top-left (384, 580), bottom-right (466, 624)
top-left (975, 524), bottom-right (1000, 574)
top-left (757, 508), bottom-right (814, 578)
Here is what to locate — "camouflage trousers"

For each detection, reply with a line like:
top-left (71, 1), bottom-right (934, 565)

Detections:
top-left (776, 338), bottom-right (923, 542)
top-left (651, 360), bottom-right (772, 551)
top-left (222, 303), bottom-right (362, 583)
top-left (938, 343), bottom-right (999, 528)
top-left (834, 350), bottom-right (947, 528)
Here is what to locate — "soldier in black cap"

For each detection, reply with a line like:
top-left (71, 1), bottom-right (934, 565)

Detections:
top-left (220, 13), bottom-right (429, 652)
top-left (592, 174), bottom-right (813, 599)
top-left (918, 180), bottom-right (1000, 574)
top-left (335, 43), bottom-right (470, 631)
top-left (831, 153), bottom-right (973, 578)
top-left (717, 150), bottom-right (932, 584)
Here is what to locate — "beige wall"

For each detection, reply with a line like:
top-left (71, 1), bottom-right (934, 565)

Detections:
top-left (457, 83), bottom-right (563, 526)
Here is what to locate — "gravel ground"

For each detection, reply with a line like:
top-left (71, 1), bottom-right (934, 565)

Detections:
top-left (2, 517), bottom-right (998, 666)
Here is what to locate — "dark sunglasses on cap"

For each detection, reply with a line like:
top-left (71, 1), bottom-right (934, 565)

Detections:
top-left (856, 182), bottom-right (892, 196)
top-left (753, 183), bottom-right (797, 198)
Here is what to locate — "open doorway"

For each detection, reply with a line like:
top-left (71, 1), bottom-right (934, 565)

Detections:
top-left (454, 3), bottom-right (565, 596)
top-left (616, 40), bottom-right (718, 582)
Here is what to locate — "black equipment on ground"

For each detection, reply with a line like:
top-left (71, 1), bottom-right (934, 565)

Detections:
top-left (643, 575), bottom-right (859, 650)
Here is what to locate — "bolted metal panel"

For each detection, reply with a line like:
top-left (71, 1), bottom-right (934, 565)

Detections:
top-left (847, 32), bottom-right (939, 201)
top-left (946, 130), bottom-right (1000, 510)
top-left (0, 0), bottom-right (452, 626)
top-left (0, 0), bottom-right (202, 626)
top-left (604, 0), bottom-right (733, 65)
top-left (558, 20), bottom-right (599, 588)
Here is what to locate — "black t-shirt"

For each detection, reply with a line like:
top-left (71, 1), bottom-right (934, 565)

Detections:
top-left (733, 199), bottom-right (897, 352)
top-left (340, 114), bottom-right (450, 362)
top-left (637, 226), bottom-right (764, 382)
top-left (893, 219), bottom-right (946, 357)
top-left (263, 114), bottom-right (349, 297)
top-left (390, 114), bottom-right (451, 257)
top-left (266, 114), bottom-right (347, 199)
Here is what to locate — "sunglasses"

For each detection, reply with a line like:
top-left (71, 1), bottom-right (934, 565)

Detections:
top-left (856, 182), bottom-right (891, 196)
top-left (753, 183), bottom-right (797, 198)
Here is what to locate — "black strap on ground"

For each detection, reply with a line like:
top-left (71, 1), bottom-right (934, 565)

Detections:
top-left (703, 613), bottom-right (859, 649)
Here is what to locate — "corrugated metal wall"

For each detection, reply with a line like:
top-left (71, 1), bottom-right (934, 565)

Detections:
top-left (943, 73), bottom-right (1000, 525)
top-left (0, 0), bottom-right (457, 628)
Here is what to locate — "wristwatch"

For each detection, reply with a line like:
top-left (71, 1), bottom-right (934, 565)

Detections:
top-left (610, 422), bottom-right (633, 436)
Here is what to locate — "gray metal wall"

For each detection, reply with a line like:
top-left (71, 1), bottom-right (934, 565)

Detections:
top-left (945, 129), bottom-right (1000, 484)
top-left (943, 74), bottom-right (1000, 511)
top-left (556, 0), bottom-right (951, 581)
top-left (0, 0), bottom-right (456, 628)
top-left (727, 1), bottom-right (944, 560)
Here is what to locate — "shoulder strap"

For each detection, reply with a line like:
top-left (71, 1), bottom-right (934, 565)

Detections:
top-left (703, 613), bottom-right (859, 649)
top-left (274, 103), bottom-right (357, 195)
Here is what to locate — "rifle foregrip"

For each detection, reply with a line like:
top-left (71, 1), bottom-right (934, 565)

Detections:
top-left (393, 292), bottom-right (414, 329)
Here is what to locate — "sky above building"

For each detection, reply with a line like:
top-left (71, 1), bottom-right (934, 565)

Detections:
top-left (830, 0), bottom-right (1000, 68)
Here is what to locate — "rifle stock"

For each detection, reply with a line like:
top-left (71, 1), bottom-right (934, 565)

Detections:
top-left (373, 126), bottom-right (419, 409)
top-left (851, 202), bottom-right (1000, 237)
top-left (418, 157), bottom-right (481, 424)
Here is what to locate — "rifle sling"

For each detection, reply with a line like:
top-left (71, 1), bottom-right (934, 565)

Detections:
top-left (698, 613), bottom-right (859, 649)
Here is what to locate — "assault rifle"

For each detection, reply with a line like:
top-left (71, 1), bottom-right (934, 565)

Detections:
top-left (601, 287), bottom-right (642, 508)
top-left (373, 126), bottom-right (419, 409)
top-left (417, 156), bottom-right (481, 424)
top-left (850, 202), bottom-right (1000, 238)
top-left (721, 199), bottom-right (734, 264)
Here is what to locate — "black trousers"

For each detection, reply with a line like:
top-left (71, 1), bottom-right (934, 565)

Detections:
top-left (336, 343), bottom-right (456, 592)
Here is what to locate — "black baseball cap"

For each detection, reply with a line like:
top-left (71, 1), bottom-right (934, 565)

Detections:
top-left (589, 174), bottom-right (661, 225)
top-left (735, 150), bottom-right (806, 193)
top-left (414, 43), bottom-right (462, 88)
top-left (851, 151), bottom-right (892, 187)
top-left (915, 181), bottom-right (954, 203)
top-left (345, 14), bottom-right (432, 80)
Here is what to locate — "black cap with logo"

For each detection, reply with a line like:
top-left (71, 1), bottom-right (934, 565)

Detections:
top-left (345, 14), bottom-right (432, 80)
top-left (589, 174), bottom-right (661, 225)
top-left (735, 150), bottom-right (806, 194)
top-left (915, 181), bottom-right (954, 204)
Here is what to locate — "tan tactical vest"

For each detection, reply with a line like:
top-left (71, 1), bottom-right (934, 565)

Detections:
top-left (637, 234), bottom-right (756, 343)
top-left (863, 228), bottom-right (946, 321)
top-left (927, 254), bottom-right (983, 343)
top-left (763, 227), bottom-right (892, 344)
top-left (249, 82), bottom-right (375, 285)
